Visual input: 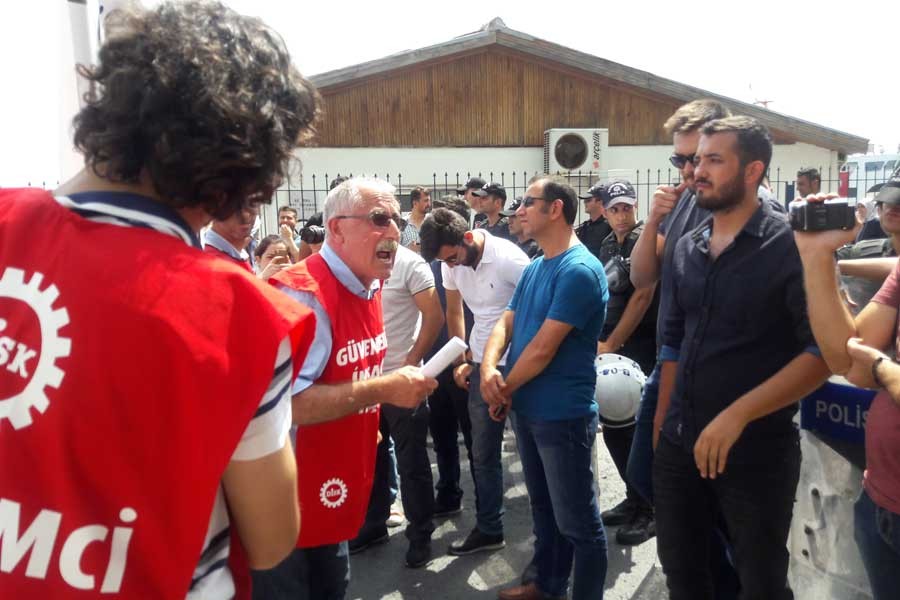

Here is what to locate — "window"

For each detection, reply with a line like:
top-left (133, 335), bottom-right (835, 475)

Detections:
top-left (865, 161), bottom-right (885, 173)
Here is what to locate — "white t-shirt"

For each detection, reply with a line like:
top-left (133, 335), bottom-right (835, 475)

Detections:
top-left (382, 245), bottom-right (436, 372)
top-left (442, 230), bottom-right (530, 365)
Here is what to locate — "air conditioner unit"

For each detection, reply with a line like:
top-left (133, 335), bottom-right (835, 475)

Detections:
top-left (543, 129), bottom-right (608, 174)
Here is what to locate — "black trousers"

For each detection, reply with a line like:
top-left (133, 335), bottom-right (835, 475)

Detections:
top-left (427, 369), bottom-right (474, 507)
top-left (602, 423), bottom-right (651, 510)
top-left (653, 436), bottom-right (800, 600)
top-left (360, 402), bottom-right (435, 544)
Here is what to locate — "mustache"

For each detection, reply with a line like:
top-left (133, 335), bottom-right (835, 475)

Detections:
top-left (376, 240), bottom-right (399, 253)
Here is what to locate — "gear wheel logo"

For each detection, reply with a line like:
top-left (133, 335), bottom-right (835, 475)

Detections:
top-left (319, 478), bottom-right (348, 509)
top-left (0, 267), bottom-right (71, 430)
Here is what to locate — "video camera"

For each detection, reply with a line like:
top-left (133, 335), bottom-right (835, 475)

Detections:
top-left (299, 225), bottom-right (326, 245)
top-left (790, 198), bottom-right (856, 232)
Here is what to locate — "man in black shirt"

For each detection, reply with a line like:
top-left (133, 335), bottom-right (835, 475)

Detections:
top-left (655, 116), bottom-right (829, 600)
top-left (575, 184), bottom-right (613, 256)
top-left (472, 182), bottom-right (514, 241)
top-left (593, 180), bottom-right (658, 545)
top-left (503, 198), bottom-right (541, 259)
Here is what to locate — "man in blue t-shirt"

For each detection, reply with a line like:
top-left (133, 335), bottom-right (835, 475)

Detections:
top-left (481, 176), bottom-right (609, 600)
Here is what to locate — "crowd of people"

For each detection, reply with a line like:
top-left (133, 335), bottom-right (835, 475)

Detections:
top-left (1, 2), bottom-right (898, 600)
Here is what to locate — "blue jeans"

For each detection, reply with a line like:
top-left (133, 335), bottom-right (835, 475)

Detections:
top-left (251, 542), bottom-right (349, 600)
top-left (513, 411), bottom-right (608, 600)
top-left (468, 365), bottom-right (506, 536)
top-left (854, 488), bottom-right (900, 600)
top-left (626, 362), bottom-right (659, 504)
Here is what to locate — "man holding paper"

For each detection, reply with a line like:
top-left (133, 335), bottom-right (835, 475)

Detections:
top-left (420, 209), bottom-right (530, 555)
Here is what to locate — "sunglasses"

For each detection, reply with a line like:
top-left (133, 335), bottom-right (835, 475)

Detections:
top-left (522, 196), bottom-right (550, 207)
top-left (334, 211), bottom-right (402, 229)
top-left (669, 153), bottom-right (696, 169)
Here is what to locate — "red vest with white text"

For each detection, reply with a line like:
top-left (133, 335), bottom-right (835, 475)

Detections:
top-left (0, 189), bottom-right (316, 598)
top-left (274, 252), bottom-right (385, 548)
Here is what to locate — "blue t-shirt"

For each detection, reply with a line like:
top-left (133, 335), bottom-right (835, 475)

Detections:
top-left (507, 244), bottom-right (608, 420)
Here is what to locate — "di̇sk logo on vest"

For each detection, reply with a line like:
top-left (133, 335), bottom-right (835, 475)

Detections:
top-left (0, 267), bottom-right (138, 594)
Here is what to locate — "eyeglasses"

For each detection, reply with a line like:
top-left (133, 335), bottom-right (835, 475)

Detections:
top-left (669, 153), bottom-right (696, 169)
top-left (438, 246), bottom-right (465, 265)
top-left (522, 196), bottom-right (549, 207)
top-left (334, 211), bottom-right (402, 229)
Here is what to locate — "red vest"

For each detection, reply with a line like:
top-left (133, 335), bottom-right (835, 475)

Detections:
top-left (0, 189), bottom-right (315, 598)
top-left (274, 253), bottom-right (385, 547)
top-left (203, 243), bottom-right (254, 273)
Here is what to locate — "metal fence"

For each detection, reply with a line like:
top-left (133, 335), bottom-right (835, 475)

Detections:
top-left (263, 165), bottom-right (898, 237)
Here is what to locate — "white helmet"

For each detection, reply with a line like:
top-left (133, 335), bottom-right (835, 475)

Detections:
top-left (594, 354), bottom-right (646, 427)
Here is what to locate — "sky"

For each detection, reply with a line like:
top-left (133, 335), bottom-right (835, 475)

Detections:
top-left (2, 0), bottom-right (898, 187)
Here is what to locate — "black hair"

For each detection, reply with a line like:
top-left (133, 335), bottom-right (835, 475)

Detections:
top-left (701, 116), bottom-right (773, 186)
top-left (419, 207), bottom-right (469, 262)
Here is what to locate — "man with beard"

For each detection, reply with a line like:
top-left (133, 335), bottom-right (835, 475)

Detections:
top-left (254, 178), bottom-right (438, 599)
top-left (401, 186), bottom-right (432, 252)
top-left (653, 116), bottom-right (829, 599)
top-left (419, 209), bottom-right (531, 556)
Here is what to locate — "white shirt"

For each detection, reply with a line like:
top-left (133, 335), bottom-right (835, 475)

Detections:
top-left (442, 230), bottom-right (530, 364)
top-left (382, 245), bottom-right (436, 372)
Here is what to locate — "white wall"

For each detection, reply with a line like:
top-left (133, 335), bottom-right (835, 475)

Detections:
top-left (261, 143), bottom-right (839, 234)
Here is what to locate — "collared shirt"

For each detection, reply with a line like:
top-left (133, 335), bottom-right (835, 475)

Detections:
top-left (400, 213), bottom-right (421, 248)
top-left (661, 199), bottom-right (818, 463)
top-left (574, 216), bottom-right (613, 258)
top-left (442, 230), bottom-right (530, 364)
top-left (278, 243), bottom-right (381, 394)
top-left (203, 228), bottom-right (251, 263)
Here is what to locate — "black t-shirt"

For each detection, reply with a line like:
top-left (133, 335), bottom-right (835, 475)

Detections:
top-left (475, 216), bottom-right (514, 242)
top-left (597, 223), bottom-right (659, 363)
top-left (575, 216), bottom-right (613, 258)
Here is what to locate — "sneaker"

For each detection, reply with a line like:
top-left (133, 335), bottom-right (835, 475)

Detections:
top-left (349, 527), bottom-right (389, 555)
top-left (447, 528), bottom-right (505, 556)
top-left (405, 540), bottom-right (433, 568)
top-left (616, 510), bottom-right (656, 546)
top-left (601, 497), bottom-right (639, 527)
top-left (433, 499), bottom-right (463, 518)
top-left (386, 509), bottom-right (405, 528)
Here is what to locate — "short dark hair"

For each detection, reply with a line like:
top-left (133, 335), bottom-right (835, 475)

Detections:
top-left (797, 167), bottom-right (821, 183)
top-left (536, 176), bottom-right (578, 225)
top-left (278, 206), bottom-right (298, 218)
top-left (73, 1), bottom-right (321, 220)
top-left (410, 186), bottom-right (431, 204)
top-left (419, 208), bottom-right (469, 262)
top-left (329, 176), bottom-right (348, 190)
top-left (254, 234), bottom-right (286, 259)
top-left (701, 116), bottom-right (773, 186)
top-left (433, 195), bottom-right (471, 222)
top-left (664, 99), bottom-right (732, 135)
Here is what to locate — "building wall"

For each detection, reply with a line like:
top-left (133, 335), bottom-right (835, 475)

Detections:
top-left (315, 50), bottom-right (683, 148)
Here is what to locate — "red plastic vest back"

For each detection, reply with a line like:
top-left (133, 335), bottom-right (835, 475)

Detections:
top-left (0, 189), bottom-right (315, 598)
top-left (274, 253), bottom-right (385, 547)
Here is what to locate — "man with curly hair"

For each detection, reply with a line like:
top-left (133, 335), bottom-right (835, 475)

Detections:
top-left (0, 2), bottom-right (321, 598)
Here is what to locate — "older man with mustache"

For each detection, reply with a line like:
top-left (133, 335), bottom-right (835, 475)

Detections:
top-left (253, 177), bottom-right (438, 600)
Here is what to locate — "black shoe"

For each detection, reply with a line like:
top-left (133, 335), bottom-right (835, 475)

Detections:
top-left (405, 540), bottom-right (433, 568)
top-left (601, 498), bottom-right (639, 527)
top-left (433, 499), bottom-right (463, 518)
top-left (447, 528), bottom-right (505, 556)
top-left (616, 511), bottom-right (656, 546)
top-left (349, 527), bottom-right (389, 555)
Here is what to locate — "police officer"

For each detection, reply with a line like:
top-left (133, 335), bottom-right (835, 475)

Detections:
top-left (594, 180), bottom-right (658, 546)
top-left (576, 183), bottom-right (614, 256)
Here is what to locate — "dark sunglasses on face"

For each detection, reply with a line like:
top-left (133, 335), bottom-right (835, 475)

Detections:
top-left (669, 153), bottom-right (696, 169)
top-left (334, 211), bottom-right (402, 229)
top-left (522, 196), bottom-right (549, 207)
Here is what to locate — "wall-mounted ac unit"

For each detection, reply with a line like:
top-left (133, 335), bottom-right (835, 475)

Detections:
top-left (543, 129), bottom-right (609, 174)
